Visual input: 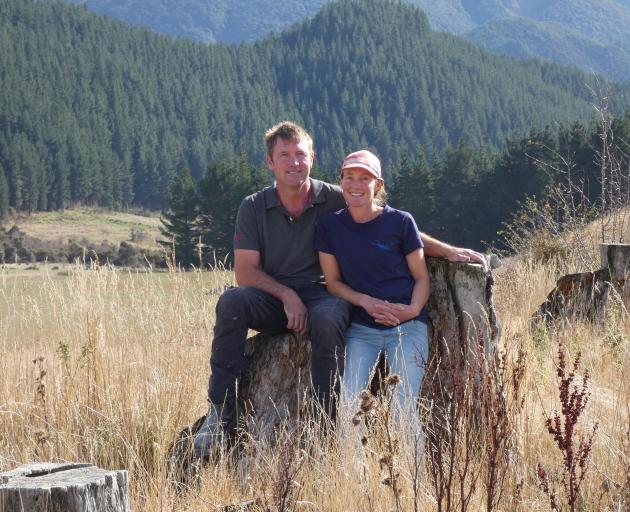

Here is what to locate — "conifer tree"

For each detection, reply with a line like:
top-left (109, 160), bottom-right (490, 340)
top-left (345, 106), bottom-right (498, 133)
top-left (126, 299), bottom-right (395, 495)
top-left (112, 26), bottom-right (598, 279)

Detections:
top-left (0, 165), bottom-right (9, 219)
top-left (432, 141), bottom-right (488, 247)
top-left (391, 149), bottom-right (434, 231)
top-left (159, 168), bottom-right (199, 267)
top-left (196, 154), bottom-right (268, 265)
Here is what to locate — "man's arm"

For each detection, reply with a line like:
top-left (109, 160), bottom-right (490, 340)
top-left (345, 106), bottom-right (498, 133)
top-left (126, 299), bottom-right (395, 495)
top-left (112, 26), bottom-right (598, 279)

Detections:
top-left (234, 249), bottom-right (308, 335)
top-left (420, 232), bottom-right (487, 271)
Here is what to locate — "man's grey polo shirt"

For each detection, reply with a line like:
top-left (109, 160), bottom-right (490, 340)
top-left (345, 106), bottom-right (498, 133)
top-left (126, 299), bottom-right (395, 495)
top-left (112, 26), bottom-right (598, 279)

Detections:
top-left (233, 178), bottom-right (345, 287)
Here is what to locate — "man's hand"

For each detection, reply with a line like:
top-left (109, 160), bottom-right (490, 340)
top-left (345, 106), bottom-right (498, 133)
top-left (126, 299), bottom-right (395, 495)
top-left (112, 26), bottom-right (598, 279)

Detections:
top-left (446, 247), bottom-right (487, 271)
top-left (282, 289), bottom-right (308, 335)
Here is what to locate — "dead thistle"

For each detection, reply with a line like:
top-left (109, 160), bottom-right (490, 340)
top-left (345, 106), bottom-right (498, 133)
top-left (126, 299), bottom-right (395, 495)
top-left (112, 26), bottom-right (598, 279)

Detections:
top-left (32, 356), bottom-right (50, 457)
top-left (480, 348), bottom-right (527, 512)
top-left (424, 343), bottom-right (526, 512)
top-left (425, 352), bottom-right (482, 512)
top-left (353, 375), bottom-right (403, 512)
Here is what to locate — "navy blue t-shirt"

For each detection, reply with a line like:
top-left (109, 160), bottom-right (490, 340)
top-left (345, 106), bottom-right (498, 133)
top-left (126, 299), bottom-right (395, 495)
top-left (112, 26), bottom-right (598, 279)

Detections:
top-left (314, 205), bottom-right (428, 329)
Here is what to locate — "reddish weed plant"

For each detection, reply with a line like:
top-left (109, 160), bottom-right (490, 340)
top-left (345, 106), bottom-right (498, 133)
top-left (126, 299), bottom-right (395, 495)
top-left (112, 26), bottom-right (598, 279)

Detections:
top-left (537, 340), bottom-right (598, 512)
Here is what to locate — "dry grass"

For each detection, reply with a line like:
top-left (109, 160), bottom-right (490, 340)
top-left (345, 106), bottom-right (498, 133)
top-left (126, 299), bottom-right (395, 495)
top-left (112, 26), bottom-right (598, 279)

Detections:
top-left (0, 253), bottom-right (628, 510)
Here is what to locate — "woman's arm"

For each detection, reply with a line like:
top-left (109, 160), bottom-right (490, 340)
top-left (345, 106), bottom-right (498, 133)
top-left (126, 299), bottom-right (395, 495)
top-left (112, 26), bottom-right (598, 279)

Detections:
top-left (319, 251), bottom-right (402, 326)
top-left (386, 248), bottom-right (430, 324)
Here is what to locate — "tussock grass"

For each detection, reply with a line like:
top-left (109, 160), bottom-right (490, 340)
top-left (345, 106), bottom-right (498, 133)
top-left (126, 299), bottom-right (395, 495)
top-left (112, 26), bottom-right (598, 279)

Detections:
top-left (1, 256), bottom-right (628, 510)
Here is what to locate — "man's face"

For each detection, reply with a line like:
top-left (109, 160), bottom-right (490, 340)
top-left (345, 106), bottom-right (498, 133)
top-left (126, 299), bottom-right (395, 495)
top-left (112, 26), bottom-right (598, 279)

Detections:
top-left (266, 137), bottom-right (314, 190)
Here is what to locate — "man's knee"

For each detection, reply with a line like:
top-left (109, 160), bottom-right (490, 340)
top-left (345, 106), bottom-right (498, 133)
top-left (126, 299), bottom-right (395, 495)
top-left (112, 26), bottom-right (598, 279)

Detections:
top-left (215, 286), bottom-right (259, 319)
top-left (212, 287), bottom-right (259, 359)
top-left (308, 297), bottom-right (351, 359)
top-left (308, 297), bottom-right (352, 345)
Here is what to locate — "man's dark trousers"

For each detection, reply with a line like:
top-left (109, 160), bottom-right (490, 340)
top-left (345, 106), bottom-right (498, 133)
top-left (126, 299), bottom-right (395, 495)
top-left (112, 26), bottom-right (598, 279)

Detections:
top-left (207, 283), bottom-right (352, 419)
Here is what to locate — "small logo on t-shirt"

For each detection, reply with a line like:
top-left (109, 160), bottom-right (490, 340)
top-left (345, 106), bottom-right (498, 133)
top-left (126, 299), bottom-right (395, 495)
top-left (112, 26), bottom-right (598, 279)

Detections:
top-left (372, 240), bottom-right (394, 252)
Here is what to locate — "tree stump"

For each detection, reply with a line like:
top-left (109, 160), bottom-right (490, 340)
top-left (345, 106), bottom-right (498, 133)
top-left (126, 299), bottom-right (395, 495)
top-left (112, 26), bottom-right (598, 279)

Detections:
top-left (601, 243), bottom-right (630, 289)
top-left (0, 463), bottom-right (129, 512)
top-left (425, 258), bottom-right (498, 366)
top-left (168, 258), bottom-right (498, 482)
top-left (534, 243), bottom-right (630, 324)
top-left (235, 258), bottom-right (498, 432)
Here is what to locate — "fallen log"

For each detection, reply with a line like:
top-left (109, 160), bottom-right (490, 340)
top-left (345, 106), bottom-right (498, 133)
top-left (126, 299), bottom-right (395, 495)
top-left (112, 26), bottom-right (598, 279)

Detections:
top-left (0, 463), bottom-right (129, 512)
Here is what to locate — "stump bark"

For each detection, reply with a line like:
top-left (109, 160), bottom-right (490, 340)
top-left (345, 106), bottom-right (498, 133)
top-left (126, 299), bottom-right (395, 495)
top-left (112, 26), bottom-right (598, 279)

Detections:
top-left (168, 257), bottom-right (498, 482)
top-left (0, 463), bottom-right (129, 512)
top-left (534, 243), bottom-right (630, 324)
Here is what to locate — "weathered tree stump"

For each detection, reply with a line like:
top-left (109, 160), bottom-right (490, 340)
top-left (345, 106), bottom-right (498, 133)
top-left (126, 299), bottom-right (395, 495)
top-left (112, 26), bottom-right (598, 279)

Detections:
top-left (601, 243), bottom-right (630, 289)
top-left (168, 258), bottom-right (498, 482)
top-left (0, 463), bottom-right (129, 512)
top-left (534, 243), bottom-right (630, 324)
top-left (425, 258), bottom-right (498, 366)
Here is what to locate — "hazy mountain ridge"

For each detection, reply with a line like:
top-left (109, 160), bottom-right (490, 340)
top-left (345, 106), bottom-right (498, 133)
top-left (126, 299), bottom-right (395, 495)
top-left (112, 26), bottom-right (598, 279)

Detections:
top-left (64, 0), bottom-right (330, 43)
top-left (466, 17), bottom-right (630, 81)
top-left (64, 0), bottom-right (630, 81)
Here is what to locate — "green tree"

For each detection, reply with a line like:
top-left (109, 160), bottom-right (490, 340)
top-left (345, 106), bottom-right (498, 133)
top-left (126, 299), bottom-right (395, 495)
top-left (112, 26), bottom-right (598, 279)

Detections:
top-left (390, 149), bottom-right (434, 231)
top-left (481, 128), bottom-right (559, 246)
top-left (432, 141), bottom-right (488, 247)
top-left (0, 164), bottom-right (9, 219)
top-left (159, 168), bottom-right (199, 267)
top-left (197, 154), bottom-right (269, 265)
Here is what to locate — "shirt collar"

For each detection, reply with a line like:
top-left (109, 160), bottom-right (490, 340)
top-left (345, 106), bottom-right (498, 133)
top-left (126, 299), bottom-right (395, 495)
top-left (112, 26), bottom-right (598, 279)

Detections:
top-left (263, 178), bottom-right (327, 209)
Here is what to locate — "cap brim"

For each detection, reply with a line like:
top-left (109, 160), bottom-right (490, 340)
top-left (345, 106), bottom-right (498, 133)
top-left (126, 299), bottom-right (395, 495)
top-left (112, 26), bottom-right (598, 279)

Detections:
top-left (341, 163), bottom-right (381, 179)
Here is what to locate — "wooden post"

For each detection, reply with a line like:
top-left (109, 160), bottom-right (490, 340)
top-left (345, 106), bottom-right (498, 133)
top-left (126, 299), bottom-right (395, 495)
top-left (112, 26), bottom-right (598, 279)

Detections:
top-left (0, 463), bottom-right (129, 512)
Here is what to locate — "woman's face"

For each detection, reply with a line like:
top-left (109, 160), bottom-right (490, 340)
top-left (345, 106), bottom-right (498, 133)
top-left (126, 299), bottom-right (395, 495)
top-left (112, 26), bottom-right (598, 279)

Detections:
top-left (341, 168), bottom-right (381, 209)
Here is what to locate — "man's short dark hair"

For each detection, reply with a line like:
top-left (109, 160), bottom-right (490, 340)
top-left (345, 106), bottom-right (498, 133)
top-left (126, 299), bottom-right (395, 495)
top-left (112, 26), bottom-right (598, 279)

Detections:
top-left (265, 121), bottom-right (314, 159)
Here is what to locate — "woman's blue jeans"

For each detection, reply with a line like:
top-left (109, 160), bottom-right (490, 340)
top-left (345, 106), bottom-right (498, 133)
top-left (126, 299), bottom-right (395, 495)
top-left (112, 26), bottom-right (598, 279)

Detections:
top-left (342, 319), bottom-right (429, 414)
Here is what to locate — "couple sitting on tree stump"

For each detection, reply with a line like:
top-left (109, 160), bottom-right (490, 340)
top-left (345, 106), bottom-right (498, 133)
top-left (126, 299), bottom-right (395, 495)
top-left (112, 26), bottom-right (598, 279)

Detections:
top-left (194, 121), bottom-right (486, 460)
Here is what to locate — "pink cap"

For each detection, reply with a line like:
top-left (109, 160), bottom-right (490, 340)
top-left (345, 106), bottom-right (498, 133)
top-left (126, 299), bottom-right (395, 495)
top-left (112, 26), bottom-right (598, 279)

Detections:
top-left (341, 150), bottom-right (382, 179)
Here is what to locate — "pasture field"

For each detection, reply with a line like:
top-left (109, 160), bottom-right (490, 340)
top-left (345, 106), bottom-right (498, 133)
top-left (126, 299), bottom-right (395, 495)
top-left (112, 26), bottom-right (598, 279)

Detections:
top-left (2, 208), bottom-right (163, 248)
top-left (0, 257), bottom-right (628, 511)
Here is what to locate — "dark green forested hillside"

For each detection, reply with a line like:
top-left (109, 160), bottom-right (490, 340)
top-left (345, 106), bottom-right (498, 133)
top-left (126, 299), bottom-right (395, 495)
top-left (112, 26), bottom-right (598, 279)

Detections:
top-left (160, 112), bottom-right (630, 260)
top-left (1, 0), bottom-right (629, 216)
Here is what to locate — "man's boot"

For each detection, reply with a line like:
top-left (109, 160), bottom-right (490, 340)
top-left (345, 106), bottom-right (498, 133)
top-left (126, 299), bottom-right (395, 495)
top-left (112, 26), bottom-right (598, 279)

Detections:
top-left (193, 402), bottom-right (237, 461)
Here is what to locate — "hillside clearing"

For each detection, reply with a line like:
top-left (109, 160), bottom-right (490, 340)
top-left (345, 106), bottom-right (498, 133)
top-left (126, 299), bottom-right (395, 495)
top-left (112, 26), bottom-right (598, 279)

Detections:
top-left (2, 209), bottom-right (163, 248)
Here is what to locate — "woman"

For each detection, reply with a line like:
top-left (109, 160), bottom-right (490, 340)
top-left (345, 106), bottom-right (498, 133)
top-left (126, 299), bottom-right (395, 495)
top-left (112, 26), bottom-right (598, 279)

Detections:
top-left (314, 149), bottom-right (430, 420)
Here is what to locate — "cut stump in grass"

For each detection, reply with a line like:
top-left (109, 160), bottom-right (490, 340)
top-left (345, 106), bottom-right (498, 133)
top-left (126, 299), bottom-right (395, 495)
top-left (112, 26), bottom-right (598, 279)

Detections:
top-left (168, 258), bottom-right (498, 484)
top-left (0, 462), bottom-right (129, 512)
top-left (534, 243), bottom-right (630, 324)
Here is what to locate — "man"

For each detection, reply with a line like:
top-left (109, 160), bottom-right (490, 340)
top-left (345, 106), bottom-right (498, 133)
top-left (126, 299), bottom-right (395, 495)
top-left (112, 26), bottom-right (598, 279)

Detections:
top-left (194, 121), bottom-right (486, 459)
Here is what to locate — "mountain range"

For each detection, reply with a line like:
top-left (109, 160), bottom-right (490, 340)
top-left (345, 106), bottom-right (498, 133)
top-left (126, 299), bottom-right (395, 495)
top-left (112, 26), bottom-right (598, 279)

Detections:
top-left (64, 0), bottom-right (630, 81)
top-left (2, 0), bottom-right (629, 216)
